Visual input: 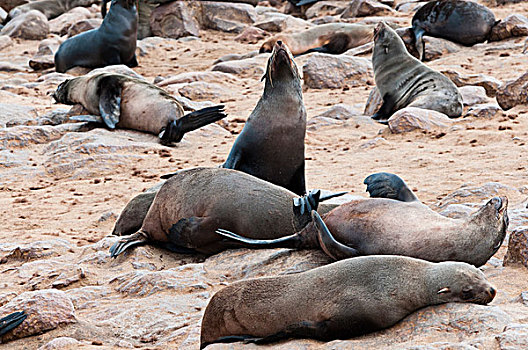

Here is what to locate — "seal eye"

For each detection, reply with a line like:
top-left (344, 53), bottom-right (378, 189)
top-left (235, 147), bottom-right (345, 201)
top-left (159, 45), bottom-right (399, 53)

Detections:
top-left (462, 287), bottom-right (473, 300)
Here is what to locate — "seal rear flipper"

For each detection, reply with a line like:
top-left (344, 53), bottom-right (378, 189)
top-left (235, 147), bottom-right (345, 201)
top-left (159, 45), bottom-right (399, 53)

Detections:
top-left (0, 311), bottom-right (27, 337)
top-left (215, 229), bottom-right (302, 249)
top-left (246, 320), bottom-right (331, 344)
top-left (159, 105), bottom-right (227, 144)
top-left (311, 210), bottom-right (359, 260)
top-left (201, 335), bottom-right (254, 349)
top-left (109, 232), bottom-right (147, 258)
top-left (364, 172), bottom-right (418, 202)
top-left (98, 77), bottom-right (122, 129)
top-left (371, 93), bottom-right (396, 124)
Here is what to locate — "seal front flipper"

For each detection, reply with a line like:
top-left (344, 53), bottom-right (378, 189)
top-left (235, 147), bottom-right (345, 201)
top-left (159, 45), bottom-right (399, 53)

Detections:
top-left (159, 105), bottom-right (227, 144)
top-left (98, 76), bottom-right (122, 129)
top-left (110, 232), bottom-right (147, 257)
top-left (215, 229), bottom-right (302, 249)
top-left (364, 172), bottom-right (418, 202)
top-left (311, 210), bottom-right (359, 260)
top-left (0, 311), bottom-right (27, 337)
top-left (125, 54), bottom-right (138, 68)
top-left (371, 93), bottom-right (396, 124)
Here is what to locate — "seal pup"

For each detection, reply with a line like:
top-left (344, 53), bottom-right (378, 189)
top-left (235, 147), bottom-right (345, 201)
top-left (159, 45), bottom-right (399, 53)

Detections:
top-left (0, 312), bottom-right (27, 338)
top-left (412, 0), bottom-right (497, 60)
top-left (371, 21), bottom-right (463, 123)
top-left (52, 73), bottom-right (227, 145)
top-left (109, 167), bottom-right (345, 257)
top-left (216, 172), bottom-right (509, 267)
top-left (54, 0), bottom-right (138, 73)
top-left (259, 23), bottom-right (374, 56)
top-left (200, 255), bottom-right (497, 348)
top-left (223, 41), bottom-right (307, 195)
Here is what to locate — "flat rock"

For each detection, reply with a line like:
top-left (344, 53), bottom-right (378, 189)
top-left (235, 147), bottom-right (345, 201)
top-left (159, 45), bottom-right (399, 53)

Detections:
top-left (0, 289), bottom-right (75, 342)
top-left (0, 123), bottom-right (90, 150)
top-left (29, 55), bottom-right (55, 71)
top-left (0, 10), bottom-right (49, 40)
top-left (213, 51), bottom-right (259, 64)
top-left (341, 0), bottom-right (394, 18)
top-left (157, 71), bottom-right (240, 86)
top-left (254, 13), bottom-right (312, 32)
top-left (489, 14), bottom-right (528, 42)
top-left (305, 1), bottom-right (347, 19)
top-left (496, 72), bottom-right (528, 110)
top-left (38, 337), bottom-right (81, 350)
top-left (201, 1), bottom-right (257, 33)
top-left (0, 239), bottom-right (73, 264)
top-left (212, 55), bottom-right (268, 78)
top-left (0, 35), bottom-right (12, 51)
top-left (439, 203), bottom-right (474, 219)
top-left (234, 26), bottom-right (267, 43)
top-left (48, 7), bottom-right (91, 36)
top-left (441, 70), bottom-right (501, 97)
top-left (503, 227), bottom-right (528, 268)
top-left (150, 1), bottom-right (200, 39)
top-left (423, 36), bottom-right (463, 61)
top-left (436, 182), bottom-right (519, 209)
top-left (0, 103), bottom-right (38, 128)
top-left (316, 103), bottom-right (364, 120)
top-left (459, 85), bottom-right (490, 106)
top-left (0, 61), bottom-right (25, 72)
top-left (465, 104), bottom-right (505, 119)
top-left (388, 107), bottom-right (452, 133)
top-left (87, 64), bottom-right (145, 79)
top-left (303, 53), bottom-right (372, 89)
top-left (364, 87), bottom-right (383, 115)
top-left (497, 324), bottom-right (528, 350)
top-left (178, 81), bottom-right (234, 101)
top-left (67, 18), bottom-right (102, 37)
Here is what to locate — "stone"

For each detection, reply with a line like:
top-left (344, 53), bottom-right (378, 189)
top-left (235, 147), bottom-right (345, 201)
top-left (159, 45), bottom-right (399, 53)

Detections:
top-left (234, 26), bottom-right (267, 43)
top-left (0, 103), bottom-right (38, 128)
top-left (341, 0), bottom-right (394, 18)
top-left (312, 15), bottom-right (340, 25)
top-left (67, 18), bottom-right (102, 37)
top-left (200, 1), bottom-right (257, 33)
top-left (29, 55), bottom-right (55, 71)
top-left (38, 337), bottom-right (81, 350)
top-left (0, 10), bottom-right (49, 40)
top-left (0, 35), bottom-right (12, 51)
top-left (388, 107), bottom-right (453, 134)
top-left (150, 1), bottom-right (200, 39)
top-left (48, 7), bottom-right (91, 36)
top-left (17, 259), bottom-right (86, 290)
top-left (36, 109), bottom-right (72, 126)
top-left (0, 61), bottom-right (25, 72)
top-left (524, 37), bottom-right (528, 54)
top-left (496, 72), bottom-right (528, 111)
top-left (316, 103), bottom-right (364, 120)
top-left (423, 36), bottom-right (462, 61)
top-left (459, 85), bottom-right (490, 106)
top-left (87, 65), bottom-right (145, 80)
top-left (497, 324), bottom-right (528, 350)
top-left (254, 13), bottom-right (312, 33)
top-left (307, 116), bottom-right (345, 130)
top-left (0, 123), bottom-right (90, 150)
top-left (439, 203), bottom-right (474, 219)
top-left (0, 239), bottom-right (73, 264)
top-left (212, 55), bottom-right (268, 78)
top-left (465, 104), bottom-right (505, 119)
top-left (503, 227), bottom-right (528, 268)
top-left (441, 70), bottom-right (501, 97)
top-left (364, 87), bottom-right (383, 116)
top-left (489, 14), bottom-right (528, 42)
top-left (396, 1), bottom-right (426, 13)
top-left (157, 71), bottom-right (240, 87)
top-left (0, 289), bottom-right (75, 342)
top-left (302, 53), bottom-right (372, 89)
top-left (213, 51), bottom-right (259, 64)
top-left (304, 1), bottom-right (347, 19)
top-left (178, 81), bottom-right (234, 102)
top-left (436, 182), bottom-right (519, 209)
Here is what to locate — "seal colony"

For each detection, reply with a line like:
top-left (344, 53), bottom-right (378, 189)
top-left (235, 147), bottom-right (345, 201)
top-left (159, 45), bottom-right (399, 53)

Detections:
top-left (52, 73), bottom-right (227, 145)
top-left (200, 256), bottom-right (496, 348)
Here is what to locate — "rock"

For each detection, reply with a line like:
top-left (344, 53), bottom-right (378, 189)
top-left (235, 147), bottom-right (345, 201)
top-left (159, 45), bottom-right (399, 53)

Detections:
top-left (441, 70), bottom-right (501, 97)
top-left (341, 0), bottom-right (394, 18)
top-left (436, 182), bottom-right (519, 209)
top-left (36, 109), bottom-right (72, 126)
top-left (29, 55), bottom-right (55, 71)
top-left (364, 87), bottom-right (383, 116)
top-left (0, 289), bottom-right (75, 342)
top-left (465, 104), bottom-right (505, 119)
top-left (0, 61), bottom-right (25, 72)
top-left (316, 103), bottom-right (364, 120)
top-left (524, 37), bottom-right (528, 54)
top-left (38, 337), bottom-right (80, 350)
top-left (213, 51), bottom-right (259, 64)
top-left (388, 107), bottom-right (453, 134)
top-left (35, 37), bottom-right (63, 56)
top-left (234, 26), bottom-right (267, 43)
top-left (0, 10), bottom-right (49, 40)
top-left (200, 1), bottom-right (257, 33)
top-left (0, 35), bottom-right (12, 51)
top-left (150, 1), bottom-right (200, 39)
top-left (439, 203), bottom-right (474, 219)
top-left (0, 123), bottom-right (90, 150)
top-left (497, 324), bottom-right (528, 350)
top-left (396, 1), bottom-right (426, 13)
top-left (302, 54), bottom-right (372, 89)
top-left (88, 65), bottom-right (145, 80)
top-left (307, 116), bottom-right (345, 130)
top-left (423, 36), bottom-right (462, 61)
top-left (254, 13), bottom-right (312, 33)
top-left (212, 55), bottom-right (268, 78)
top-left (178, 81), bottom-right (234, 101)
top-left (304, 1), bottom-right (347, 19)
top-left (67, 18), bottom-right (102, 37)
top-left (0, 103), bottom-right (38, 128)
top-left (312, 15), bottom-right (340, 25)
top-left (66, 286), bottom-right (111, 310)
top-left (489, 14), bottom-right (528, 42)
top-left (459, 85), bottom-right (489, 106)
top-left (343, 41), bottom-right (374, 56)
top-left (157, 71), bottom-right (240, 86)
top-left (17, 259), bottom-right (86, 290)
top-left (496, 72), bottom-right (528, 110)
top-left (503, 227), bottom-right (528, 268)
top-left (0, 239), bottom-right (73, 264)
top-left (48, 7), bottom-right (91, 36)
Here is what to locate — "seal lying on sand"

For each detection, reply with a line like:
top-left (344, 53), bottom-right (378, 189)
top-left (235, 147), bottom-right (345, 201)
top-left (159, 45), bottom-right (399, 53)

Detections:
top-left (0, 312), bottom-right (27, 338)
top-left (371, 21), bottom-right (463, 123)
top-left (52, 73), bottom-right (227, 145)
top-left (200, 255), bottom-right (496, 348)
top-left (216, 172), bottom-right (509, 267)
top-left (109, 167), bottom-right (345, 257)
top-left (54, 0), bottom-right (138, 73)
top-left (260, 23), bottom-right (374, 56)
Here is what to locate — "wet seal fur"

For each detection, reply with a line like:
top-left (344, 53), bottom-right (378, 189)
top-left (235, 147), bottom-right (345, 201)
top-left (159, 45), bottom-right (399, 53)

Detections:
top-left (222, 41), bottom-right (307, 195)
top-left (216, 172), bottom-right (509, 267)
top-left (54, 0), bottom-right (138, 73)
top-left (412, 0), bottom-right (497, 60)
top-left (109, 167), bottom-right (345, 257)
top-left (260, 23), bottom-right (374, 56)
top-left (200, 255), bottom-right (496, 347)
top-left (52, 73), bottom-right (227, 145)
top-left (371, 21), bottom-right (463, 123)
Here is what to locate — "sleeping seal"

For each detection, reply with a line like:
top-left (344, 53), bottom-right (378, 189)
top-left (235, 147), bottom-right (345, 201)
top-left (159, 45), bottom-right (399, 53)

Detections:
top-left (52, 73), bottom-right (227, 145)
top-left (200, 255), bottom-right (496, 347)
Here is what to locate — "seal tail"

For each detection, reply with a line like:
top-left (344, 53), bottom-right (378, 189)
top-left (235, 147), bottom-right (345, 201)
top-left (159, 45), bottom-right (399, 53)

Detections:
top-left (215, 229), bottom-right (302, 249)
top-left (0, 311), bottom-right (27, 337)
top-left (159, 105), bottom-right (227, 144)
top-left (311, 210), bottom-right (359, 261)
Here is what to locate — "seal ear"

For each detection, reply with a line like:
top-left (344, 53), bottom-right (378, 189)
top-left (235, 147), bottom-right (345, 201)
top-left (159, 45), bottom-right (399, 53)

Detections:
top-left (437, 287), bottom-right (450, 294)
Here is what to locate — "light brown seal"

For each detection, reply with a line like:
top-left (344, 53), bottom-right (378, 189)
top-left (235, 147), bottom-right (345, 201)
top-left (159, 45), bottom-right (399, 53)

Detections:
top-left (260, 23), bottom-right (374, 56)
top-left (52, 73), bottom-right (227, 145)
top-left (200, 255), bottom-right (496, 348)
top-left (371, 21), bottom-right (463, 123)
top-left (216, 172), bottom-right (509, 267)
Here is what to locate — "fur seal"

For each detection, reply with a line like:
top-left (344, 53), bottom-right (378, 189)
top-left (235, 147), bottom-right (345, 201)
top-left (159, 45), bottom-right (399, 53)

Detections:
top-left (0, 312), bottom-right (27, 338)
top-left (54, 0), bottom-right (138, 73)
top-left (109, 167), bottom-right (345, 257)
top-left (200, 255), bottom-right (496, 347)
top-left (260, 23), bottom-right (374, 56)
top-left (52, 73), bottom-right (227, 145)
top-left (222, 41), bottom-right (307, 195)
top-left (412, 0), bottom-right (497, 60)
top-left (371, 21), bottom-right (463, 123)
top-left (216, 172), bottom-right (509, 267)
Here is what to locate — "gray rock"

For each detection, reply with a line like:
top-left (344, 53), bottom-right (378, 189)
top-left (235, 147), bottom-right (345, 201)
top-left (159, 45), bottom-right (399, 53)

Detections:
top-left (489, 14), bottom-right (528, 42)
top-left (0, 61), bottom-right (25, 72)
top-left (423, 36), bottom-right (462, 61)
top-left (459, 85), bottom-right (490, 106)
top-left (439, 204), bottom-right (473, 219)
top-left (388, 107), bottom-right (453, 134)
top-left (17, 259), bottom-right (86, 290)
top-left (0, 35), bottom-right (12, 51)
top-left (465, 104), bottom-right (505, 119)
top-left (496, 72), bottom-right (528, 110)
top-left (0, 123), bottom-right (90, 150)
top-left (312, 15), bottom-right (340, 25)
top-left (302, 53), bottom-right (372, 89)
top-left (436, 182), bottom-right (519, 209)
top-left (316, 103), bottom-right (364, 120)
top-left (234, 25), bottom-right (267, 43)
top-left (441, 70), bottom-right (501, 97)
top-left (38, 337), bottom-right (81, 350)
top-left (150, 1), bottom-right (200, 39)
top-left (497, 324), bottom-right (528, 350)
top-left (213, 51), bottom-right (259, 64)
top-left (157, 71), bottom-right (240, 86)
top-left (396, 1), bottom-right (426, 13)
top-left (307, 116), bottom-right (345, 130)
top-left (201, 1), bottom-right (257, 33)
top-left (36, 109), bottom-right (72, 126)
top-left (0, 103), bottom-right (38, 128)
top-left (29, 55), bottom-right (55, 71)
top-left (0, 239), bottom-right (73, 264)
top-left (212, 55), bottom-right (268, 78)
top-left (254, 13), bottom-right (312, 33)
top-left (178, 81), bottom-right (234, 102)
top-left (0, 10), bottom-right (49, 40)
top-left (48, 6), bottom-right (91, 35)
top-left (67, 18), bottom-right (102, 37)
top-left (304, 1), bottom-right (347, 19)
top-left (503, 227), bottom-right (528, 268)
top-left (364, 87), bottom-right (382, 116)
top-left (341, 0), bottom-right (394, 18)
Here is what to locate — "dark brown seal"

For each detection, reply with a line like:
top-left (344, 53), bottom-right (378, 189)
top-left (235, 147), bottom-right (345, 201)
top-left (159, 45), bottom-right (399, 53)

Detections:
top-left (371, 21), bottom-right (463, 123)
top-left (200, 255), bottom-right (496, 348)
top-left (217, 172), bottom-right (509, 267)
top-left (52, 73), bottom-right (227, 145)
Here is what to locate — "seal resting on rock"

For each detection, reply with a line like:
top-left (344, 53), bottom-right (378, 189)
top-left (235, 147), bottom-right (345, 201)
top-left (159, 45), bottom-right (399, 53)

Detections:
top-left (109, 167), bottom-right (345, 257)
top-left (371, 21), bottom-right (463, 123)
top-left (54, 0), bottom-right (138, 73)
top-left (259, 23), bottom-right (374, 56)
top-left (52, 73), bottom-right (227, 145)
top-left (216, 172), bottom-right (509, 267)
top-left (200, 255), bottom-right (497, 348)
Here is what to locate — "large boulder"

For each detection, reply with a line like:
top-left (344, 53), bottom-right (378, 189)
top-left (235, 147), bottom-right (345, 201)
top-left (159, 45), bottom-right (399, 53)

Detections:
top-left (496, 72), bottom-right (528, 110)
top-left (150, 1), bottom-right (200, 39)
top-left (0, 10), bottom-right (49, 40)
top-left (388, 107), bottom-right (453, 133)
top-left (489, 14), bottom-right (528, 42)
top-left (503, 227), bottom-right (528, 268)
top-left (303, 54), bottom-right (372, 89)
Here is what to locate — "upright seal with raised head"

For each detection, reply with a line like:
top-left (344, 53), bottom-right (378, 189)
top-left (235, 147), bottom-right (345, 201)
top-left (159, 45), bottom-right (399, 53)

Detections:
top-left (200, 255), bottom-right (497, 348)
